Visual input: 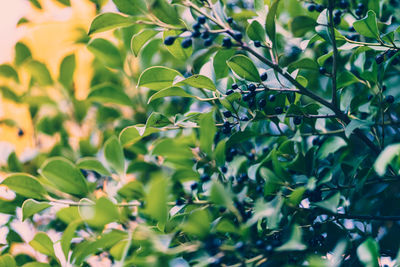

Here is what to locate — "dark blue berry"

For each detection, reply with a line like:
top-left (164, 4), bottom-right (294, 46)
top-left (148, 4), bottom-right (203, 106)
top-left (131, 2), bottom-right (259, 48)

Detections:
top-left (260, 72), bottom-right (268, 81)
top-left (176, 198), bottom-right (185, 205)
top-left (223, 110), bottom-right (232, 118)
top-left (333, 15), bottom-right (341, 25)
top-left (164, 36), bottom-right (175, 46)
top-left (248, 83), bottom-right (256, 91)
top-left (193, 22), bottom-right (201, 30)
top-left (221, 166), bottom-right (227, 173)
top-left (232, 83), bottom-right (238, 89)
top-left (339, 0), bottom-right (349, 8)
top-left (308, 4), bottom-right (316, 12)
top-left (355, 8), bottom-right (363, 16)
top-left (201, 31), bottom-right (210, 39)
top-left (234, 32), bottom-right (243, 41)
top-left (268, 94), bottom-right (276, 102)
top-left (18, 129), bottom-right (24, 137)
top-left (222, 126), bottom-right (231, 134)
top-left (254, 40), bottom-right (262, 47)
top-left (222, 37), bottom-right (232, 48)
top-left (375, 54), bottom-right (384, 64)
top-left (259, 99), bottom-right (266, 108)
top-left (227, 17), bottom-right (233, 24)
top-left (191, 31), bottom-right (201, 38)
top-left (367, 94), bottom-right (373, 101)
top-left (200, 174), bottom-right (211, 182)
top-left (319, 67), bottom-right (327, 74)
top-left (241, 115), bottom-right (249, 121)
top-left (315, 4), bottom-right (324, 12)
top-left (204, 38), bottom-right (213, 47)
top-left (334, 10), bottom-right (342, 17)
top-left (293, 116), bottom-right (302, 125)
top-left (191, 182), bottom-right (198, 190)
top-left (357, 3), bottom-right (365, 9)
top-left (226, 89), bottom-right (234, 95)
top-left (387, 50), bottom-right (397, 58)
top-left (386, 95), bottom-right (395, 104)
top-left (181, 38), bottom-right (192, 48)
top-left (275, 107), bottom-right (283, 114)
top-left (197, 16), bottom-right (206, 24)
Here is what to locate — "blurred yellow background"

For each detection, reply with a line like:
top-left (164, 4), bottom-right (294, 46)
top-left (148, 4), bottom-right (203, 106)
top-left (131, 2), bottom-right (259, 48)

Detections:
top-left (0, 0), bottom-right (105, 158)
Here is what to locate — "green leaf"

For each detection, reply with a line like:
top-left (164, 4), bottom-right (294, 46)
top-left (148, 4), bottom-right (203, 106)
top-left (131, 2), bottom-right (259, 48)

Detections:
top-left (288, 58), bottom-right (318, 73)
top-left (214, 140), bottom-right (226, 166)
top-left (317, 137), bottom-right (346, 159)
top-left (276, 225), bottom-right (307, 251)
top-left (145, 176), bottom-right (168, 225)
top-left (345, 120), bottom-right (373, 138)
top-left (199, 111), bottom-right (216, 155)
top-left (131, 29), bottom-right (158, 56)
top-left (0, 254), bottom-right (16, 267)
top-left (22, 199), bottom-right (51, 221)
top-left (246, 21), bottom-right (266, 42)
top-left (89, 13), bottom-right (134, 35)
top-left (214, 49), bottom-right (235, 79)
top-left (118, 180), bottom-right (145, 200)
top-left (150, 0), bottom-right (181, 25)
top-left (148, 86), bottom-right (194, 103)
top-left (14, 42), bottom-right (32, 66)
top-left (119, 125), bottom-right (160, 146)
top-left (138, 66), bottom-right (182, 90)
top-left (0, 64), bottom-right (19, 82)
top-left (87, 38), bottom-right (123, 69)
top-left (76, 157), bottom-right (111, 176)
top-left (55, 0), bottom-right (70, 6)
top-left (175, 75), bottom-right (216, 91)
top-left (88, 85), bottom-right (132, 106)
top-left (25, 60), bottom-right (53, 86)
top-left (290, 16), bottom-right (316, 37)
top-left (7, 152), bottom-right (22, 172)
top-left (29, 232), bottom-right (55, 258)
top-left (374, 144), bottom-right (400, 176)
top-left (2, 174), bottom-right (47, 200)
top-left (265, 0), bottom-right (280, 45)
top-left (210, 182), bottom-right (235, 212)
top-left (163, 30), bottom-right (193, 61)
top-left (357, 238), bottom-right (379, 267)
top-left (59, 54), bottom-right (75, 89)
top-left (146, 112), bottom-right (171, 128)
top-left (336, 71), bottom-right (360, 88)
top-left (112, 0), bottom-right (147, 15)
top-left (104, 136), bottom-right (125, 174)
top-left (80, 197), bottom-right (119, 228)
top-left (22, 263), bottom-right (51, 267)
top-left (40, 157), bottom-right (89, 196)
top-left (353, 11), bottom-right (380, 40)
top-left (314, 192), bottom-right (340, 213)
top-left (227, 55), bottom-right (261, 82)
top-left (183, 209), bottom-right (211, 238)
top-left (28, 0), bottom-right (42, 9)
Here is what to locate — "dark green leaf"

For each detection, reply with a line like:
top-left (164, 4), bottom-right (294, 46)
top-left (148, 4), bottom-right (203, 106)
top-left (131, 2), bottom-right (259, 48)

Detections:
top-left (227, 55), bottom-right (261, 82)
top-left (89, 13), bottom-right (135, 35)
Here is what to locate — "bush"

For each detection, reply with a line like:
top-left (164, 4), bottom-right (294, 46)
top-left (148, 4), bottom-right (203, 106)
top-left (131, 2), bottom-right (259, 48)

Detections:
top-left (1, 0), bottom-right (400, 266)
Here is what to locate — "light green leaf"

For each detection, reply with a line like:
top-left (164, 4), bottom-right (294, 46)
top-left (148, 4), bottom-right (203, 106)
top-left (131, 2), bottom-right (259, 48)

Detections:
top-left (357, 238), bottom-right (379, 267)
top-left (104, 136), bottom-right (125, 174)
top-left (183, 209), bottom-right (211, 238)
top-left (345, 120), bottom-right (373, 138)
top-left (146, 112), bottom-right (171, 128)
top-left (14, 42), bottom-right (32, 66)
top-left (29, 232), bottom-right (55, 258)
top-left (0, 64), bottom-right (19, 82)
top-left (26, 60), bottom-right (53, 86)
top-left (138, 66), bottom-right (182, 90)
top-left (246, 20), bottom-right (266, 42)
top-left (290, 16), bottom-right (316, 37)
top-left (59, 54), bottom-right (75, 89)
top-left (40, 157), bottom-right (89, 196)
top-left (163, 30), bottom-right (192, 61)
top-left (314, 192), bottom-right (340, 213)
top-left (145, 176), bottom-right (168, 225)
top-left (2, 174), bottom-right (47, 200)
top-left (288, 58), bottom-right (318, 73)
top-left (112, 0), bottom-right (147, 15)
top-left (88, 85), bottom-right (132, 106)
top-left (214, 49), bottom-right (235, 79)
top-left (317, 137), bottom-right (346, 158)
top-left (265, 0), bottom-right (280, 45)
top-left (0, 254), bottom-right (16, 267)
top-left (175, 75), bottom-right (216, 91)
top-left (336, 71), bottom-right (360, 88)
top-left (80, 197), bottom-right (119, 228)
top-left (210, 182), bottom-right (234, 211)
top-left (374, 144), bottom-right (400, 176)
top-left (22, 263), bottom-right (51, 267)
top-left (227, 55), bottom-right (261, 82)
top-left (150, 0), bottom-right (181, 25)
top-left (276, 225), bottom-right (307, 251)
top-left (199, 111), bottom-right (216, 155)
top-left (148, 86), bottom-right (193, 103)
top-left (76, 157), bottom-right (111, 176)
top-left (131, 29), bottom-right (158, 56)
top-left (119, 125), bottom-right (160, 146)
top-left (89, 13), bottom-right (134, 35)
top-left (353, 11), bottom-right (380, 40)
top-left (22, 199), bottom-right (51, 221)
top-left (87, 38), bottom-right (123, 69)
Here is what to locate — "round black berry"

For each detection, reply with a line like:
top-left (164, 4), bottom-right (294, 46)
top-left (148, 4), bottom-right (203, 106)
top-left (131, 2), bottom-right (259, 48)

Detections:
top-left (204, 38), bottom-right (213, 47)
top-left (382, 85), bottom-right (387, 92)
top-left (367, 94), bottom-right (373, 101)
top-left (191, 31), bottom-right (201, 38)
top-left (275, 107), bottom-right (283, 114)
top-left (308, 4), bottom-right (316, 12)
top-left (197, 16), bottom-right (206, 24)
top-left (232, 83), bottom-right (238, 89)
top-left (223, 110), bottom-right (232, 118)
top-left (241, 115), bottom-right (250, 121)
top-left (319, 67), bottom-right (327, 74)
top-left (164, 36), bottom-right (176, 46)
top-left (176, 198), bottom-right (185, 205)
top-left (227, 17), bottom-right (233, 24)
top-left (315, 4), bottom-right (324, 12)
top-left (293, 116), bottom-right (302, 125)
top-left (355, 8), bottom-right (363, 16)
top-left (357, 3), bottom-right (365, 9)
top-left (201, 31), bottom-right (210, 39)
top-left (191, 182), bottom-right (198, 191)
top-left (221, 166), bottom-right (227, 173)
top-left (375, 54), bottom-right (385, 64)
top-left (222, 37), bottom-right (232, 48)
top-left (200, 174), bottom-right (211, 182)
top-left (181, 38), bottom-right (192, 48)
top-left (248, 83), bottom-right (256, 91)
top-left (258, 99), bottom-right (266, 108)
top-left (18, 129), bottom-right (24, 137)
top-left (334, 10), bottom-right (342, 17)
top-left (193, 22), bottom-right (201, 30)
top-left (339, 0), bottom-right (349, 9)
top-left (386, 95), bottom-right (395, 104)
top-left (234, 32), bottom-right (243, 41)
top-left (260, 72), bottom-right (268, 81)
top-left (226, 89), bottom-right (234, 95)
top-left (268, 94), bottom-right (276, 102)
top-left (254, 40), bottom-right (262, 47)
top-left (333, 15), bottom-right (341, 25)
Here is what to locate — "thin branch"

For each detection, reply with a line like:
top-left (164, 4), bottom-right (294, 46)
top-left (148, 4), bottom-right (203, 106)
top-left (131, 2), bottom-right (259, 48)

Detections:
top-left (328, 0), bottom-right (338, 107)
